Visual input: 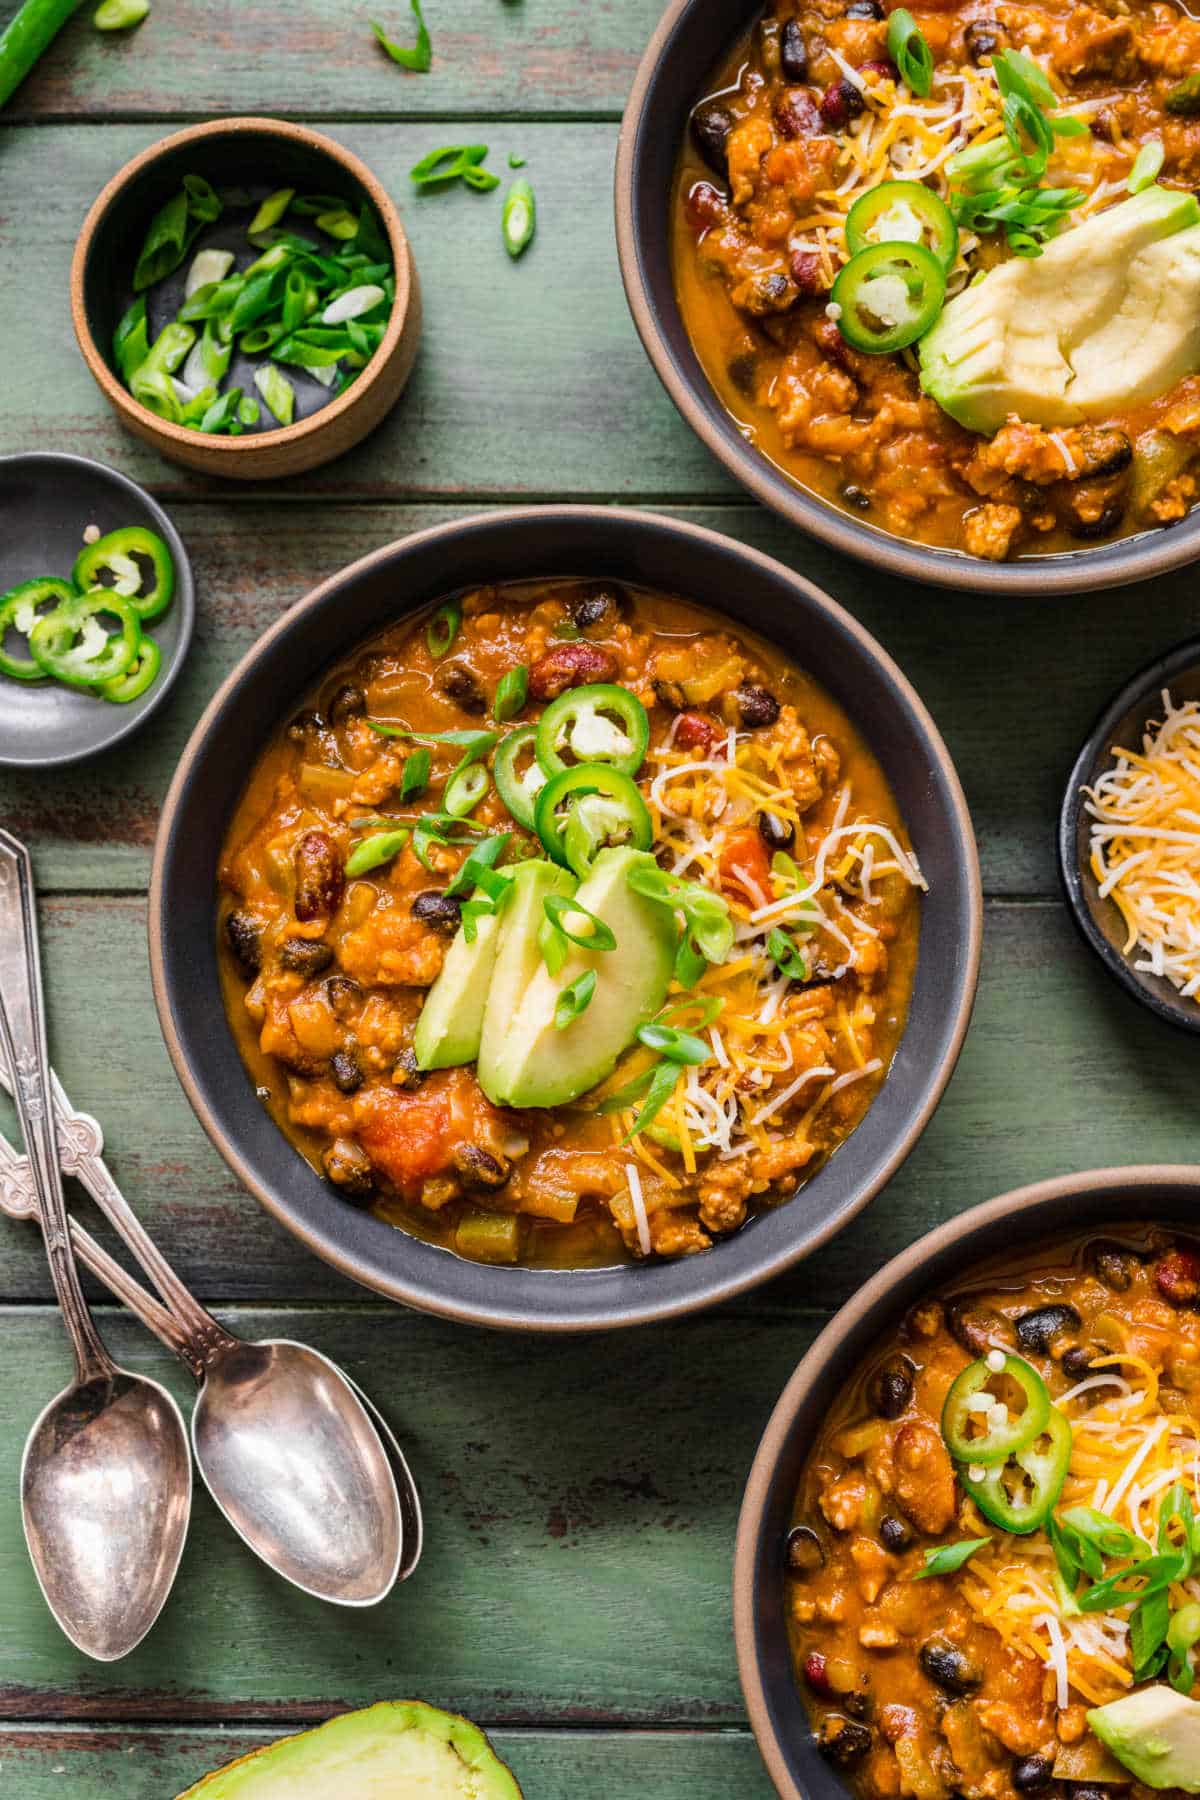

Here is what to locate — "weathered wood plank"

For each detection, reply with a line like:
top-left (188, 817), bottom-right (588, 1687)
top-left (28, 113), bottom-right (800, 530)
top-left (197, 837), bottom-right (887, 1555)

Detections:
top-left (0, 1303), bottom-right (809, 1722)
top-left (0, 893), bottom-right (1195, 1309)
top-left (0, 0), bottom-right (657, 121)
top-left (0, 1724), bottom-right (776, 1798)
top-left (0, 124), bottom-right (730, 501)
top-left (7, 501), bottom-right (1200, 900)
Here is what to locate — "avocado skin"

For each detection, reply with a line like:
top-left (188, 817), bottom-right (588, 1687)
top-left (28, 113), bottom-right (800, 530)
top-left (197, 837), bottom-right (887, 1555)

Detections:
top-left (490, 846), bottom-right (677, 1110)
top-left (476, 859), bottom-right (577, 1103)
top-left (1088, 1684), bottom-right (1200, 1790)
top-left (176, 1699), bottom-right (524, 1796)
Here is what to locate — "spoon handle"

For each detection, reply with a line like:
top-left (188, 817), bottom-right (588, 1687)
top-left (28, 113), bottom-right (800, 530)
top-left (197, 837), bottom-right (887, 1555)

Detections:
top-left (0, 831), bottom-right (113, 1386)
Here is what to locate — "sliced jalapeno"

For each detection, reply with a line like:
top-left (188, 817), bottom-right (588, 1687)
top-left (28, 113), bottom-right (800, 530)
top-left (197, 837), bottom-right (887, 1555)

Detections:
top-left (97, 635), bottom-right (162, 703)
top-left (72, 525), bottom-right (175, 623)
top-left (494, 724), bottom-right (547, 830)
top-left (942, 1354), bottom-right (1051, 1467)
top-left (535, 683), bottom-right (650, 779)
top-left (833, 241), bottom-right (946, 354)
top-left (845, 180), bottom-right (958, 271)
top-left (959, 1405), bottom-right (1072, 1535)
top-left (535, 763), bottom-right (653, 877)
top-left (0, 577), bottom-right (76, 682)
top-left (29, 590), bottom-right (141, 691)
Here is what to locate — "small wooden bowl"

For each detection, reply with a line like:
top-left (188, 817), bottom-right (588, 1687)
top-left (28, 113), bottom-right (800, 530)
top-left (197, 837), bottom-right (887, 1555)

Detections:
top-left (71, 117), bottom-right (421, 481)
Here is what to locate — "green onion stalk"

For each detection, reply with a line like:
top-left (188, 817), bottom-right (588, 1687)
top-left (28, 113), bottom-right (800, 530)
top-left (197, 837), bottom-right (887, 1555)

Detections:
top-left (0, 0), bottom-right (87, 108)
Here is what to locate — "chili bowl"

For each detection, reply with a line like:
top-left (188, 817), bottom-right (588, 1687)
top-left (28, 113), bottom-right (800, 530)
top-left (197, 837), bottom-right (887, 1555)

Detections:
top-left (150, 506), bottom-right (980, 1332)
top-left (734, 1164), bottom-right (1200, 1800)
top-left (614, 0), bottom-right (1200, 597)
top-left (0, 451), bottom-right (194, 770)
top-left (1059, 635), bottom-right (1200, 1034)
top-left (71, 117), bottom-right (421, 481)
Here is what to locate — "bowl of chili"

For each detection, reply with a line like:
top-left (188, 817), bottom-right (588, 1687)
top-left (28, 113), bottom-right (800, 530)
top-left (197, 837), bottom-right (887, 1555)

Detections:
top-left (150, 505), bottom-right (980, 1331)
top-left (71, 117), bottom-right (421, 480)
top-left (734, 1166), bottom-right (1200, 1800)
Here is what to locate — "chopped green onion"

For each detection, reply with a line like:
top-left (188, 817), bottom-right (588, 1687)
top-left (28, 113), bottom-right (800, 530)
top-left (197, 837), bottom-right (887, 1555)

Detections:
top-left (635, 1022), bottom-right (708, 1065)
top-left (400, 747), bottom-right (432, 800)
top-left (0, 0), bottom-right (90, 108)
top-left (502, 178), bottom-right (536, 258)
top-left (345, 828), bottom-right (410, 878)
top-left (444, 760), bottom-right (490, 818)
top-left (93, 0), bottom-right (148, 29)
top-left (369, 719), bottom-right (498, 757)
top-left (132, 189), bottom-right (190, 291)
top-left (238, 394), bottom-right (260, 426)
top-left (253, 363), bottom-right (295, 425)
top-left (555, 970), bottom-right (596, 1030)
top-left (886, 9), bottom-right (933, 97)
top-left (182, 173), bottom-right (221, 222)
top-left (1002, 90), bottom-right (1053, 178)
top-left (292, 192), bottom-right (349, 217)
top-left (316, 209), bottom-right (360, 240)
top-left (914, 1537), bottom-right (990, 1580)
top-left (410, 144), bottom-right (490, 186)
top-left (623, 1058), bottom-right (683, 1143)
top-left (198, 386), bottom-right (244, 435)
top-left (543, 892), bottom-right (617, 954)
top-left (462, 164), bottom-right (501, 193)
top-left (371, 0), bottom-right (431, 72)
top-left (1132, 1589), bottom-right (1172, 1682)
top-left (1169, 1602), bottom-right (1200, 1694)
top-left (113, 297), bottom-right (149, 384)
top-left (1128, 139), bottom-right (1165, 192)
top-left (493, 664), bottom-right (528, 721)
top-left (1058, 1505), bottom-right (1147, 1570)
top-left (508, 152), bottom-right (526, 169)
top-left (445, 832), bottom-right (511, 897)
top-left (248, 187), bottom-right (295, 240)
top-left (767, 927), bottom-right (808, 981)
top-left (426, 601), bottom-right (462, 658)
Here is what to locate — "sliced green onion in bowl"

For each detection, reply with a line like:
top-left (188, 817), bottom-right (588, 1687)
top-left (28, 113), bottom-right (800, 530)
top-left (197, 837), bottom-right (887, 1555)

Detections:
top-left (254, 363), bottom-right (295, 425)
top-left (323, 283), bottom-right (386, 325)
top-left (248, 187), bottom-right (295, 241)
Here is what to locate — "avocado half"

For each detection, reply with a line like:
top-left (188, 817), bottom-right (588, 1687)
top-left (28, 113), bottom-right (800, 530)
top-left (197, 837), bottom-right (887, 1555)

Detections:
top-left (176, 1700), bottom-right (524, 1798)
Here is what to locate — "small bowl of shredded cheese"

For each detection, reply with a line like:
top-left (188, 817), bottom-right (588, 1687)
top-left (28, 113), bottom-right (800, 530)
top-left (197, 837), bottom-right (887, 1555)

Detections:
top-left (1060, 639), bottom-right (1200, 1032)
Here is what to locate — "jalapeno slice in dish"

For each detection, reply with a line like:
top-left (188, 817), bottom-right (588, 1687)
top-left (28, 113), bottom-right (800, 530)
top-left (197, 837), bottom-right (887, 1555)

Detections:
top-left (833, 241), bottom-right (947, 353)
top-left (535, 763), bottom-right (653, 876)
top-left (72, 525), bottom-right (175, 623)
top-left (494, 724), bottom-right (547, 830)
top-left (97, 634), bottom-right (162, 703)
top-left (959, 1405), bottom-right (1072, 1534)
top-left (535, 683), bottom-right (650, 779)
top-left (0, 577), bottom-right (76, 681)
top-left (845, 181), bottom-right (958, 271)
top-left (942, 1353), bottom-right (1051, 1466)
top-left (29, 590), bottom-right (142, 691)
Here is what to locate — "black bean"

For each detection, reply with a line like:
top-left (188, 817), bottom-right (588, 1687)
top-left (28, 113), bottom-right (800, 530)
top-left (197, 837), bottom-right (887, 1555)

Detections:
top-left (946, 1298), bottom-right (1010, 1357)
top-left (323, 1138), bottom-right (374, 1198)
top-left (1070, 1787), bottom-right (1115, 1800)
top-left (780, 19), bottom-right (808, 81)
top-left (1015, 1303), bottom-right (1082, 1355)
top-left (819, 1719), bottom-right (873, 1765)
top-left (727, 351), bottom-right (758, 397)
top-left (327, 682), bottom-right (367, 725)
top-left (880, 1515), bottom-right (912, 1553)
top-left (919, 1639), bottom-right (983, 1695)
top-left (412, 891), bottom-right (463, 933)
top-left (691, 98), bottom-right (734, 174)
top-left (841, 484), bottom-right (873, 511)
top-left (1080, 427), bottom-right (1133, 478)
top-left (330, 1048), bottom-right (363, 1094)
top-left (438, 663), bottom-right (487, 714)
top-left (843, 1689), bottom-right (873, 1721)
top-left (277, 937), bottom-right (335, 977)
top-left (963, 19), bottom-right (1003, 61)
top-left (1013, 1756), bottom-right (1055, 1793)
top-left (785, 1525), bottom-right (826, 1573)
top-left (757, 809), bottom-right (796, 851)
top-left (846, 0), bottom-right (884, 16)
top-left (452, 1143), bottom-right (511, 1190)
top-left (870, 1356), bottom-right (914, 1420)
top-left (737, 270), bottom-right (795, 317)
top-left (392, 1046), bottom-right (424, 1089)
top-left (323, 974), bottom-right (362, 1017)
top-left (225, 909), bottom-right (262, 975)
top-left (286, 708), bottom-right (325, 745)
top-left (567, 581), bottom-right (627, 632)
top-left (1061, 1346), bottom-right (1094, 1380)
top-left (734, 684), bottom-right (781, 728)
top-left (1091, 1242), bottom-right (1138, 1292)
top-left (1064, 494), bottom-right (1125, 542)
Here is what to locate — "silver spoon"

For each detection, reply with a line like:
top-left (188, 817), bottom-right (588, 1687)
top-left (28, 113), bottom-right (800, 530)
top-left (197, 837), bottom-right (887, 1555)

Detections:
top-left (0, 831), bottom-right (191, 1661)
top-left (0, 879), bottom-right (418, 1598)
top-left (0, 1129), bottom-right (423, 1583)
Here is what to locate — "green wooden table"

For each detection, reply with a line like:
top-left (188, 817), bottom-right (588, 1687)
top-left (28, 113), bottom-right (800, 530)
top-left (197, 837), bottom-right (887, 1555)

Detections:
top-left (1, 6), bottom-right (1199, 1793)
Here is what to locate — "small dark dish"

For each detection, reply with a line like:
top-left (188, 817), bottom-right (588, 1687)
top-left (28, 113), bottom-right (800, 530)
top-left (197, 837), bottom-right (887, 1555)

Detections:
top-left (0, 452), bottom-right (194, 770)
top-left (1059, 636), bottom-right (1200, 1033)
top-left (615, 0), bottom-right (1200, 596)
top-left (150, 507), bottom-right (980, 1332)
top-left (72, 117), bottom-right (420, 481)
top-left (734, 1165), bottom-right (1200, 1800)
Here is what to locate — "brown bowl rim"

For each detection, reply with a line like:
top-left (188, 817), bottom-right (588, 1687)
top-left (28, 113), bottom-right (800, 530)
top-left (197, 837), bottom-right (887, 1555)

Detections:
top-left (613, 0), bottom-right (1200, 597)
top-left (147, 503), bottom-right (982, 1332)
top-left (70, 116), bottom-right (415, 465)
top-left (733, 1162), bottom-right (1200, 1799)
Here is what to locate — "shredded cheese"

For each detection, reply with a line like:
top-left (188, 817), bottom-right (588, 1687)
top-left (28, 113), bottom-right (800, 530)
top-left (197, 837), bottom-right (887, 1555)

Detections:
top-left (625, 1162), bottom-right (651, 1258)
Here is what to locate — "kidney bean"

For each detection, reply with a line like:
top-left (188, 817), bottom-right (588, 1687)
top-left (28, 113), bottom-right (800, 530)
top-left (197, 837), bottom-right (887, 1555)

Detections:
top-left (528, 641), bottom-right (617, 700)
top-left (790, 248), bottom-right (829, 295)
top-left (858, 57), bottom-right (897, 81)
top-left (775, 90), bottom-right (822, 139)
top-left (804, 1651), bottom-right (834, 1695)
top-left (1158, 1248), bottom-right (1200, 1305)
top-left (675, 711), bottom-right (718, 754)
top-left (685, 180), bottom-right (726, 232)
top-left (294, 831), bottom-right (345, 923)
top-left (820, 78), bottom-right (865, 128)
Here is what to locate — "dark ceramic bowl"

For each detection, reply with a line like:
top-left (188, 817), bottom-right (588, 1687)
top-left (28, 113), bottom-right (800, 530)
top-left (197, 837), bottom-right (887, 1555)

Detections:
top-left (614, 0), bottom-right (1200, 596)
top-left (1059, 636), bottom-right (1200, 1033)
top-left (150, 507), bottom-right (981, 1331)
top-left (734, 1165), bottom-right (1200, 1800)
top-left (0, 452), bottom-right (194, 770)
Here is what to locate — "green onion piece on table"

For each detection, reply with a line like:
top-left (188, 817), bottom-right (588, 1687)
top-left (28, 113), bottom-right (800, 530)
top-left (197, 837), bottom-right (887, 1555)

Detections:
top-left (93, 0), bottom-right (148, 29)
top-left (371, 0), bottom-right (431, 72)
top-left (1128, 139), bottom-right (1165, 192)
top-left (508, 152), bottom-right (526, 169)
top-left (254, 363), bottom-right (295, 425)
top-left (426, 600), bottom-right (462, 658)
top-left (0, 0), bottom-right (88, 109)
top-left (248, 187), bottom-right (295, 241)
top-left (886, 9), bottom-right (933, 97)
top-left (914, 1538), bottom-right (991, 1580)
top-left (410, 144), bottom-right (490, 186)
top-left (345, 828), bottom-right (410, 878)
top-left (462, 163), bottom-right (501, 193)
top-left (554, 970), bottom-right (596, 1030)
top-left (493, 664), bottom-right (528, 721)
top-left (502, 178), bottom-right (536, 258)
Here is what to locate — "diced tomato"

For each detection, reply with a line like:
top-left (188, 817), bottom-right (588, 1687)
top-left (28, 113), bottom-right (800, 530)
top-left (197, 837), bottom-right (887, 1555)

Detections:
top-left (719, 827), bottom-right (772, 908)
top-left (355, 1081), bottom-right (453, 1197)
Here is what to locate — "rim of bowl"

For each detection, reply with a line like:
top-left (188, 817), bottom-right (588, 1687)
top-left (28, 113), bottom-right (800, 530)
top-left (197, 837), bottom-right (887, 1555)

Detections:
top-left (0, 450), bottom-right (195, 770)
top-left (734, 1162), bottom-right (1200, 1800)
top-left (613, 0), bottom-right (1200, 597)
top-left (149, 504), bottom-right (982, 1331)
top-left (1058, 633), bottom-right (1200, 1034)
top-left (70, 117), bottom-right (415, 464)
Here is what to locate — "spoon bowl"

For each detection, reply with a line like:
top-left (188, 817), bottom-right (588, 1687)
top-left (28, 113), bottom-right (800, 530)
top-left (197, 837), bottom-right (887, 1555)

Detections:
top-left (193, 1339), bottom-right (402, 1605)
top-left (21, 1368), bottom-right (191, 1662)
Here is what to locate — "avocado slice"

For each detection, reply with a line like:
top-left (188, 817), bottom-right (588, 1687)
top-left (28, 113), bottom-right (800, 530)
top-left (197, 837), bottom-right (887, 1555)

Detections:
top-left (413, 887), bottom-right (508, 1072)
top-left (476, 859), bottom-right (577, 1103)
top-left (919, 186), bottom-right (1200, 433)
top-left (176, 1699), bottom-right (524, 1797)
top-left (1089, 1685), bottom-right (1200, 1790)
top-left (488, 846), bottom-right (677, 1109)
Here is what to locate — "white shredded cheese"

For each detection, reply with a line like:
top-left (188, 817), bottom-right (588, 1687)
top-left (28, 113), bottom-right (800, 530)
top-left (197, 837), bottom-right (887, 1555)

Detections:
top-left (626, 1163), bottom-right (651, 1258)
